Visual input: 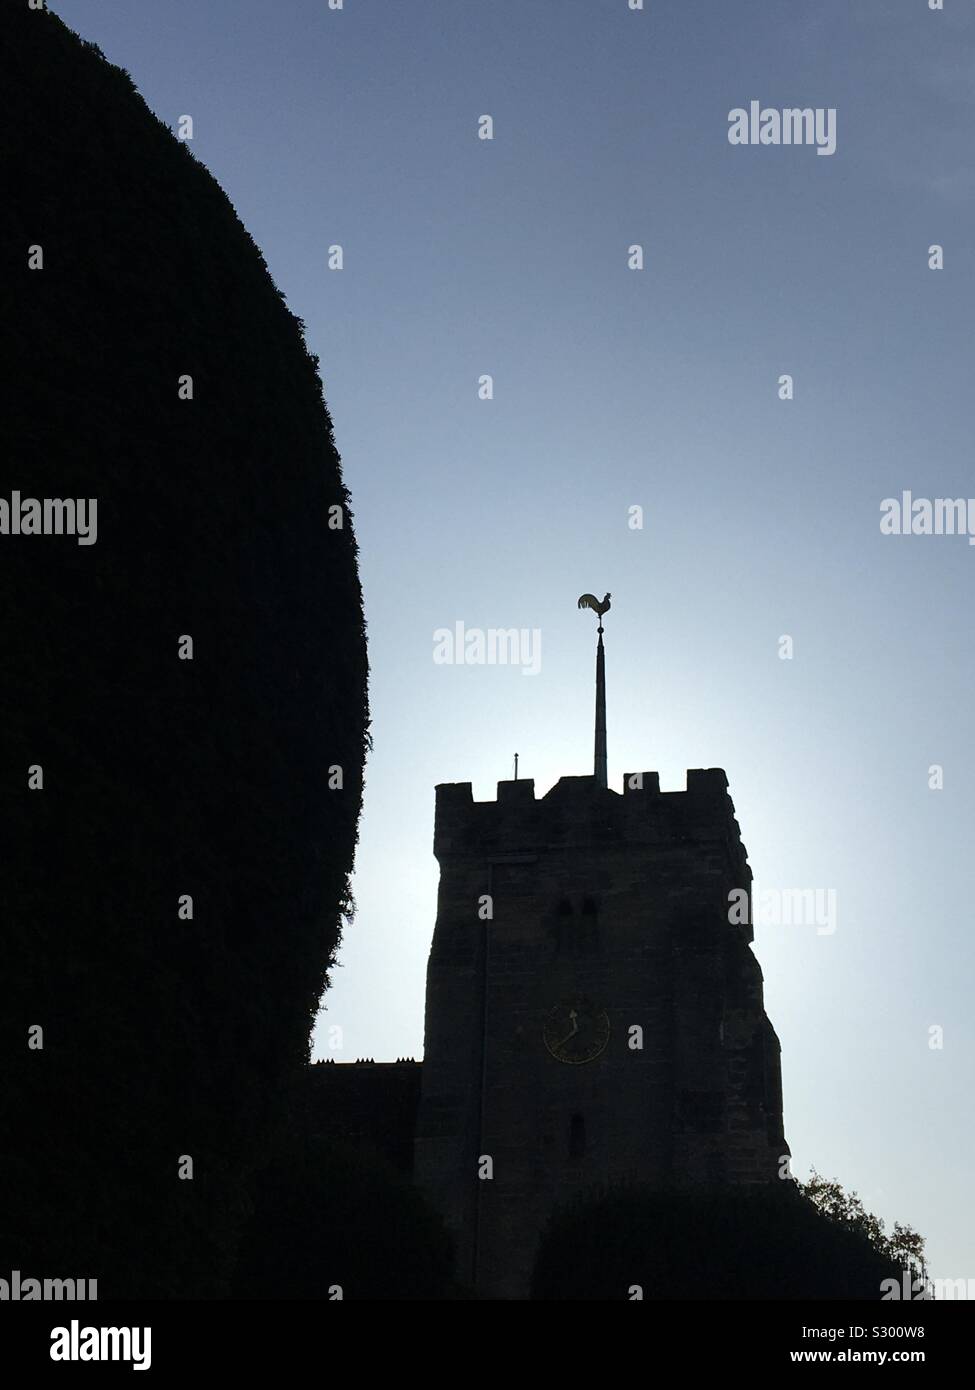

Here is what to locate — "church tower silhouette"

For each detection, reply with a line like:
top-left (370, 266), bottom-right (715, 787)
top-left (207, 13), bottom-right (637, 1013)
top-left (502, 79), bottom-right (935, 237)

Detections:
top-left (414, 604), bottom-right (788, 1298)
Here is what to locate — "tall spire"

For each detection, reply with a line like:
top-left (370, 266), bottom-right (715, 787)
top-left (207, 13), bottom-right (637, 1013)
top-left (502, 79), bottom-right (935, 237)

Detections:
top-left (594, 622), bottom-right (607, 788)
top-left (577, 591), bottom-right (611, 789)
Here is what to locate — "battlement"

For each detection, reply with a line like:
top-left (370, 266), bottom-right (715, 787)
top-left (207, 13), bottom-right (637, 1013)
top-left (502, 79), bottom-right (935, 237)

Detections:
top-left (434, 769), bottom-right (748, 874)
top-left (312, 1058), bottom-right (419, 1067)
top-left (436, 768), bottom-right (730, 810)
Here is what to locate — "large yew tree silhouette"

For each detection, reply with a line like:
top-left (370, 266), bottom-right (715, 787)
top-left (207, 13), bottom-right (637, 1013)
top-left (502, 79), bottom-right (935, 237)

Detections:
top-left (2, 4), bottom-right (368, 1297)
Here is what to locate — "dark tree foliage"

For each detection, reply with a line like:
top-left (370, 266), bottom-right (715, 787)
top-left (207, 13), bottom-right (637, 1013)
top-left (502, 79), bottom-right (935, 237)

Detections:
top-left (1, 4), bottom-right (368, 1297)
top-left (801, 1171), bottom-right (927, 1285)
top-left (531, 1184), bottom-right (904, 1300)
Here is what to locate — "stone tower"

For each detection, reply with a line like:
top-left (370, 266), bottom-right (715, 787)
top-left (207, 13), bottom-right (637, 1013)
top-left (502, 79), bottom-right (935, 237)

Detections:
top-left (413, 770), bottom-right (787, 1299)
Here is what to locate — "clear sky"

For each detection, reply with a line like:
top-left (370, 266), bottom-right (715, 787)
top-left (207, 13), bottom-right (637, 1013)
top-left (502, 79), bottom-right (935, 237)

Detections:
top-left (55, 0), bottom-right (975, 1282)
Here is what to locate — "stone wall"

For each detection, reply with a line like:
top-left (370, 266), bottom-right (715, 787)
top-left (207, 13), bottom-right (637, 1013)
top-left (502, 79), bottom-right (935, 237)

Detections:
top-left (307, 1059), bottom-right (421, 1176)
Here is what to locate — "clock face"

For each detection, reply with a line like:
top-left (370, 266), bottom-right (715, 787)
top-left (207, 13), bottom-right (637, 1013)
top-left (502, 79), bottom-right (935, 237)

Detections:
top-left (543, 998), bottom-right (610, 1064)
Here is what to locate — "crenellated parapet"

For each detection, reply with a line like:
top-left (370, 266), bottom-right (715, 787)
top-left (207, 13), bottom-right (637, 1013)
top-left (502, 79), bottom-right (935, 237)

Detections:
top-left (433, 771), bottom-right (752, 922)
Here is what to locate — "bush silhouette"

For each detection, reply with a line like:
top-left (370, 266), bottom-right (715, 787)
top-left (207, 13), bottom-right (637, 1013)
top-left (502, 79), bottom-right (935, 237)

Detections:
top-left (2, 6), bottom-right (367, 1297)
top-left (531, 1184), bottom-right (903, 1300)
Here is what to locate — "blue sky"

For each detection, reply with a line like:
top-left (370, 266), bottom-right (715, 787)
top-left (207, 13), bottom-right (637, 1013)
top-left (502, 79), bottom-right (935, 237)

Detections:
top-left (56, 0), bottom-right (975, 1281)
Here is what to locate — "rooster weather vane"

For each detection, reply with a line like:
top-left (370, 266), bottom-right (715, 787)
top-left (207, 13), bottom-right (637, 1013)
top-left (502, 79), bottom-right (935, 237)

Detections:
top-left (577, 591), bottom-right (611, 627)
top-left (577, 591), bottom-right (611, 788)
